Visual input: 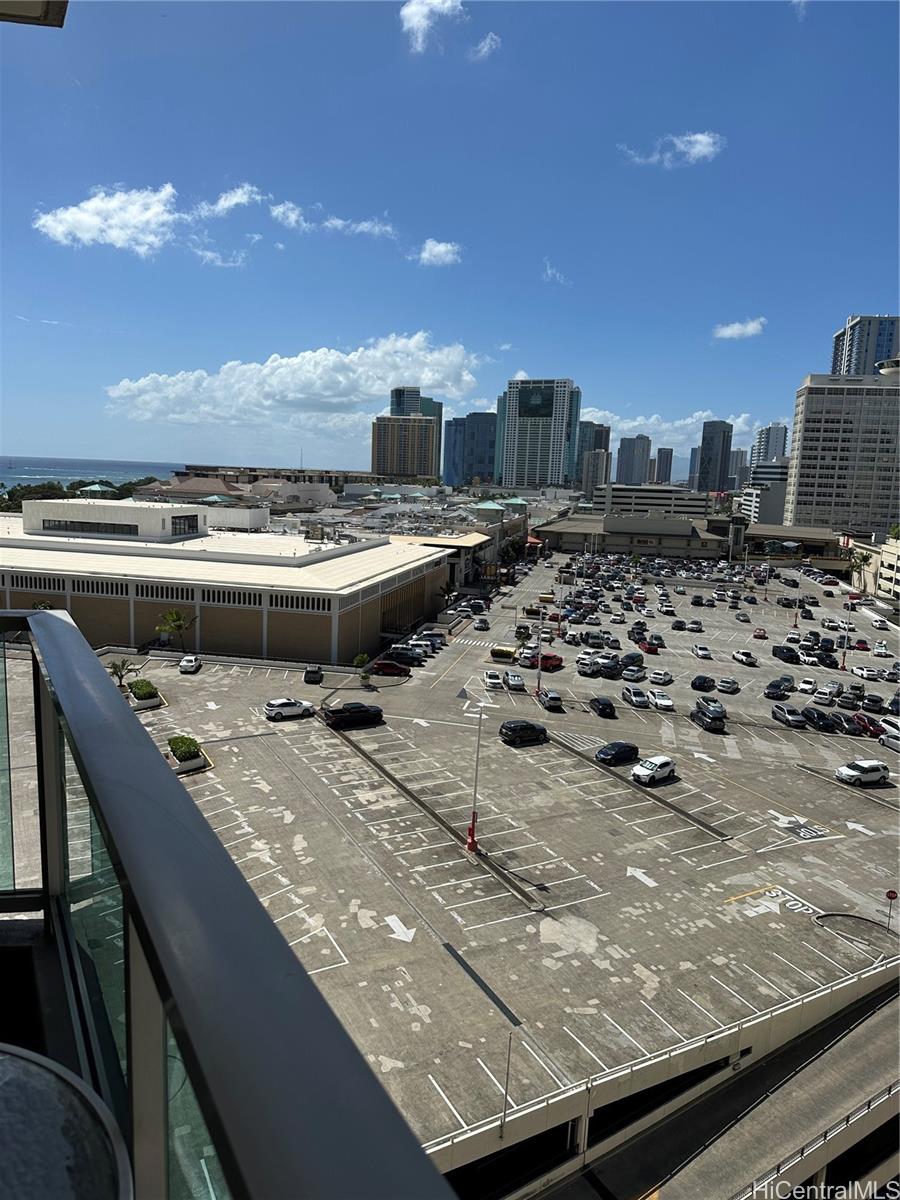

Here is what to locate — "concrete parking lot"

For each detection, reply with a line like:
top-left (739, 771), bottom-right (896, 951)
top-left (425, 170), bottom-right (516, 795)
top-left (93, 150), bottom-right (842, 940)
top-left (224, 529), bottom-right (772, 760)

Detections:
top-left (46, 555), bottom-right (888, 1146)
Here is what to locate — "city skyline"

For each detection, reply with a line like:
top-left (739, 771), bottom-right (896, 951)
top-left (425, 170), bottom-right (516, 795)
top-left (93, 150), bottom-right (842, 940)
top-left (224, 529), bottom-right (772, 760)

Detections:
top-left (3, 2), bottom-right (898, 469)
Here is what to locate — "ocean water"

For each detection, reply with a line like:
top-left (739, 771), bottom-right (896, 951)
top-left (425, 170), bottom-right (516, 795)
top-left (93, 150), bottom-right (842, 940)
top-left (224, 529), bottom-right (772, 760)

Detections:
top-left (0, 456), bottom-right (183, 491)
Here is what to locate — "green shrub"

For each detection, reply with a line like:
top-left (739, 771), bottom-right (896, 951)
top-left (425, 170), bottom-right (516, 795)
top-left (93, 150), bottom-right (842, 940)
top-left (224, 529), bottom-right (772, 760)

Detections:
top-left (168, 735), bottom-right (201, 763)
top-left (129, 679), bottom-right (159, 701)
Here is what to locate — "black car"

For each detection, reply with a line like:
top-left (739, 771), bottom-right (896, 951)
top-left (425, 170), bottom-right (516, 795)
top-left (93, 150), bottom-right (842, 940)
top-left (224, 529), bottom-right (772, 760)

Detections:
top-left (799, 609), bottom-right (814, 620)
top-left (861, 694), bottom-right (884, 713)
top-left (772, 646), bottom-right (801, 664)
top-left (595, 741), bottom-right (639, 766)
top-left (764, 682), bottom-right (789, 700)
top-left (383, 648), bottom-right (424, 666)
top-left (588, 696), bottom-right (617, 718)
top-left (620, 651), bottom-right (644, 668)
top-left (817, 652), bottom-right (839, 668)
top-left (830, 712), bottom-right (863, 736)
top-left (303, 664), bottom-right (324, 685)
top-left (836, 693), bottom-right (860, 710)
top-left (689, 707), bottom-right (725, 733)
top-left (597, 662), bottom-right (624, 679)
top-left (321, 702), bottom-right (383, 729)
top-left (800, 706), bottom-right (837, 732)
top-left (671, 619), bottom-right (686, 631)
top-left (819, 637), bottom-right (835, 652)
top-left (886, 695), bottom-right (899, 716)
top-left (499, 719), bottom-right (548, 746)
top-left (691, 675), bottom-right (717, 692)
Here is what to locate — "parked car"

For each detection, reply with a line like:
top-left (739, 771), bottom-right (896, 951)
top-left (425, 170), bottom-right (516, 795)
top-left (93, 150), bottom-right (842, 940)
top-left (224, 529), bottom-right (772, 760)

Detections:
top-left (853, 713), bottom-right (885, 738)
top-left (648, 669), bottom-right (673, 686)
top-left (798, 678), bottom-right (817, 694)
top-left (830, 712), bottom-right (863, 736)
top-left (178, 655), bottom-right (202, 674)
top-left (692, 644), bottom-right (713, 659)
top-left (717, 678), bottom-right (740, 695)
top-left (764, 682), bottom-right (789, 699)
top-left (800, 706), bottom-right (838, 733)
top-left (647, 689), bottom-right (674, 711)
top-left (772, 703), bottom-right (806, 728)
top-left (836, 693), bottom-right (861, 710)
top-left (503, 670), bottom-right (526, 691)
top-left (862, 693), bottom-right (885, 713)
top-left (621, 666), bottom-right (647, 682)
top-left (691, 675), bottom-right (717, 692)
top-left (588, 696), bottom-right (617, 718)
top-left (595, 741), bottom-right (639, 766)
top-left (631, 755), bottom-right (676, 786)
top-left (735, 612), bottom-right (751, 623)
top-left (752, 628), bottom-right (768, 639)
top-left (812, 689), bottom-right (834, 706)
top-left (834, 760), bottom-right (890, 787)
top-left (321, 702), bottom-right (383, 729)
top-left (474, 618), bottom-right (491, 631)
top-left (368, 659), bottom-right (411, 677)
top-left (499, 719), bottom-right (548, 746)
top-left (483, 670), bottom-right (504, 690)
top-left (539, 653), bottom-right (563, 671)
top-left (671, 619), bottom-right (686, 631)
top-left (690, 707), bottom-right (725, 733)
top-left (622, 685), bottom-right (650, 708)
top-left (733, 650), bottom-right (758, 666)
top-left (303, 664), bottom-right (324, 685)
top-left (264, 698), bottom-right (315, 721)
top-left (686, 620), bottom-right (704, 633)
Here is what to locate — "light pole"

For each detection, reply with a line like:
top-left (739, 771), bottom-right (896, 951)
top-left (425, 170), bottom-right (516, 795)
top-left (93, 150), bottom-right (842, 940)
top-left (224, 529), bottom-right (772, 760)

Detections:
top-left (499, 1029), bottom-right (513, 1140)
top-left (467, 702), bottom-right (484, 853)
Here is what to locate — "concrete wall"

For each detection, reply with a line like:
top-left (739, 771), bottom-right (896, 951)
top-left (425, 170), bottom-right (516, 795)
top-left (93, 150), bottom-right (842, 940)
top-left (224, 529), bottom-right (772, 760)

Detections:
top-left (267, 611), bottom-right (331, 662)
top-left (134, 600), bottom-right (197, 652)
top-left (337, 596), bottom-right (382, 663)
top-left (23, 499), bottom-right (206, 540)
top-left (69, 596), bottom-right (130, 646)
top-left (200, 606), bottom-right (263, 656)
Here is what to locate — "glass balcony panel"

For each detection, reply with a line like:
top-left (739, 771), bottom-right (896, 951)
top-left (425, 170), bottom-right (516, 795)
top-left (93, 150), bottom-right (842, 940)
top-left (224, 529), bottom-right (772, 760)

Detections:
top-left (168, 1024), bottom-right (232, 1200)
top-left (0, 640), bottom-right (12, 890)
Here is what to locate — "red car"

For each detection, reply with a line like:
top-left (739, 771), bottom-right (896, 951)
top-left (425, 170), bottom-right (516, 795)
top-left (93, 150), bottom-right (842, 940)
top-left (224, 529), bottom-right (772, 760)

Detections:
top-left (852, 712), bottom-right (884, 737)
top-left (638, 641), bottom-right (659, 655)
top-left (539, 653), bottom-right (563, 671)
top-left (548, 612), bottom-right (562, 623)
top-left (368, 660), bottom-right (411, 677)
top-left (854, 639), bottom-right (870, 651)
top-left (753, 628), bottom-right (768, 639)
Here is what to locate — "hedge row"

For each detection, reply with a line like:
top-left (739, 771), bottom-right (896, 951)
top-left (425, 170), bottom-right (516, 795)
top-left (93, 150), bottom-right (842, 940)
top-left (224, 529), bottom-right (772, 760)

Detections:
top-left (168, 735), bottom-right (202, 763)
top-left (129, 678), bottom-right (159, 701)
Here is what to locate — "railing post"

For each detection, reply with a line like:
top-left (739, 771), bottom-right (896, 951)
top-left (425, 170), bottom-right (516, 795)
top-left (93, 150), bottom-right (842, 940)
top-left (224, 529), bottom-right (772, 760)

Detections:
top-left (128, 916), bottom-right (168, 1199)
top-left (34, 662), bottom-right (66, 907)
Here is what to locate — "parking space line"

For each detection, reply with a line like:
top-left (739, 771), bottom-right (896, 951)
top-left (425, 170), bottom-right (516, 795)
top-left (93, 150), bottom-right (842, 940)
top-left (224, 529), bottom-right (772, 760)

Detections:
top-left (492, 841), bottom-right (540, 854)
top-left (410, 858), bottom-right (466, 872)
top-left (671, 838), bottom-right (722, 855)
top-left (639, 1000), bottom-right (685, 1041)
top-left (604, 1013), bottom-right (648, 1055)
top-left (710, 975), bottom-right (759, 1012)
top-left (450, 889), bottom-right (513, 909)
top-left (394, 840), bottom-right (456, 855)
top-left (645, 824), bottom-right (695, 840)
top-left (259, 885), bottom-right (294, 902)
top-left (425, 874), bottom-right (490, 890)
top-left (465, 910), bottom-right (533, 931)
top-left (243, 865), bottom-right (279, 881)
top-left (742, 962), bottom-right (793, 999)
top-left (606, 800), bottom-right (654, 812)
top-left (223, 832), bottom-right (256, 848)
top-left (427, 1075), bottom-right (466, 1128)
top-left (515, 856), bottom-right (561, 870)
top-left (771, 952), bottom-right (820, 985)
top-left (801, 941), bottom-right (847, 974)
top-left (696, 854), bottom-right (747, 870)
top-left (477, 1058), bottom-right (518, 1108)
top-left (521, 1042), bottom-right (565, 1087)
top-left (563, 1025), bottom-right (608, 1070)
top-left (545, 892), bottom-right (609, 913)
top-left (677, 989), bottom-right (723, 1027)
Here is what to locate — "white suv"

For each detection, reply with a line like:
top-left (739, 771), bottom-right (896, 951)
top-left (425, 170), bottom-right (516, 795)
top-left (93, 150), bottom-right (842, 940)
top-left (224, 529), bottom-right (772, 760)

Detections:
top-left (631, 755), bottom-right (676, 786)
top-left (834, 760), bottom-right (890, 787)
top-left (264, 698), bottom-right (315, 721)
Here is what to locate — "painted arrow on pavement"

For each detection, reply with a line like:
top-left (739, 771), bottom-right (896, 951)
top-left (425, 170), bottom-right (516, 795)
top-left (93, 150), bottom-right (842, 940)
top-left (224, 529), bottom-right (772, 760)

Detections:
top-left (385, 915), bottom-right (417, 942)
top-left (692, 752), bottom-right (716, 762)
top-left (845, 821), bottom-right (876, 836)
top-left (412, 718), bottom-right (430, 727)
top-left (626, 866), bottom-right (658, 888)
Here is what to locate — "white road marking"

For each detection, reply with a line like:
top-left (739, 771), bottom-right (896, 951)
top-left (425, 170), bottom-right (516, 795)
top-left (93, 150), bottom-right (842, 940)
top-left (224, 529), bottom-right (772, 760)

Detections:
top-left (521, 1041), bottom-right (565, 1087)
top-left (696, 854), bottom-right (747, 870)
top-left (410, 857), bottom-right (467, 872)
top-left (639, 1000), bottom-right (685, 1041)
top-left (771, 952), bottom-right (820, 986)
top-left (801, 941), bottom-right (847, 974)
top-left (741, 962), bottom-right (793, 999)
top-left (709, 975), bottom-right (759, 1013)
top-left (477, 1057), bottom-right (518, 1107)
top-left (425, 874), bottom-right (490, 890)
top-left (604, 1013), bottom-right (649, 1055)
top-left (563, 1025), bottom-right (608, 1069)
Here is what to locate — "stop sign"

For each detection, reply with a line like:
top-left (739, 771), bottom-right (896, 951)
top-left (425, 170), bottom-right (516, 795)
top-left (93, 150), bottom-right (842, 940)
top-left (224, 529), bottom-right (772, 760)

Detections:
top-left (887, 890), bottom-right (898, 901)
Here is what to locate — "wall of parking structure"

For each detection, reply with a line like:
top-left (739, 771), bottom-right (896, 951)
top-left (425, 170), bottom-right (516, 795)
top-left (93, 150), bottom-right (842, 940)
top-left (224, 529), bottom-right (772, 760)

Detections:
top-left (425, 957), bottom-right (899, 1175)
top-left (200, 605), bottom-right (264, 657)
top-left (337, 595), bottom-right (382, 663)
top-left (133, 599), bottom-right (198, 652)
top-left (266, 610), bottom-right (331, 662)
top-left (69, 595), bottom-right (131, 646)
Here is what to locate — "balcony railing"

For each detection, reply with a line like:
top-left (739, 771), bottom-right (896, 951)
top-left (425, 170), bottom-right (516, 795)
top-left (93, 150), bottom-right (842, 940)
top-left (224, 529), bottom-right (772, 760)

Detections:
top-left (0, 609), bottom-right (453, 1200)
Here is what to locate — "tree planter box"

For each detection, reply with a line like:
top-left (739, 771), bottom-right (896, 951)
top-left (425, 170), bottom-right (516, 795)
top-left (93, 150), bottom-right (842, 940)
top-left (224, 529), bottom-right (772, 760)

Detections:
top-left (129, 693), bottom-right (166, 712)
top-left (168, 750), bottom-right (211, 776)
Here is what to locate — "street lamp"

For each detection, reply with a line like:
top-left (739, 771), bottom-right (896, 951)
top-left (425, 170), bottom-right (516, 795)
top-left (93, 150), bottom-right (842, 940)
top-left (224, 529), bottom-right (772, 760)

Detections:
top-left (467, 701), bottom-right (484, 853)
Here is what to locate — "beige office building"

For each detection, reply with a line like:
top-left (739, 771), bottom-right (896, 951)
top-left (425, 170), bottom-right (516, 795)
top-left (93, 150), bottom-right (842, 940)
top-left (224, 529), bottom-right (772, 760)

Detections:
top-left (371, 415), bottom-right (440, 478)
top-left (592, 484), bottom-right (711, 518)
top-left (784, 373), bottom-right (899, 538)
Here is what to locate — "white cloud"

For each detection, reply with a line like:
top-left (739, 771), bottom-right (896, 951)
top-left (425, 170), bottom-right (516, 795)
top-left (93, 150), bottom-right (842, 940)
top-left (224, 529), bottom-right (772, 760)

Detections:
top-left (269, 200), bottom-right (313, 231)
top-left (618, 131), bottom-right (727, 169)
top-left (193, 183), bottom-right (266, 219)
top-left (33, 183), bottom-right (181, 257)
top-left (513, 369), bottom-right (529, 380)
top-left (322, 215), bottom-right (396, 239)
top-left (580, 406), bottom-right (756, 458)
top-left (468, 31), bottom-right (501, 61)
top-left (189, 240), bottom-right (247, 268)
top-left (542, 257), bottom-right (569, 286)
top-left (713, 316), bottom-right (767, 340)
top-left (246, 233), bottom-right (263, 244)
top-left (790, 0), bottom-right (807, 19)
top-left (498, 342), bottom-right (512, 351)
top-left (106, 331), bottom-right (480, 435)
top-left (399, 0), bottom-right (464, 53)
top-left (417, 238), bottom-right (462, 266)
top-left (274, 242), bottom-right (285, 251)
top-left (15, 314), bottom-right (29, 321)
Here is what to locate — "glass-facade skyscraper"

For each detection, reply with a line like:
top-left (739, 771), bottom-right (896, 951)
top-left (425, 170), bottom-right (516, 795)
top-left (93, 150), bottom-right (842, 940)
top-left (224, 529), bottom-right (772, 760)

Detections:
top-left (696, 421), bottom-right (733, 493)
top-left (495, 379), bottom-right (581, 487)
top-left (831, 315), bottom-right (898, 376)
top-left (615, 435), bottom-right (651, 485)
top-left (443, 413), bottom-right (497, 486)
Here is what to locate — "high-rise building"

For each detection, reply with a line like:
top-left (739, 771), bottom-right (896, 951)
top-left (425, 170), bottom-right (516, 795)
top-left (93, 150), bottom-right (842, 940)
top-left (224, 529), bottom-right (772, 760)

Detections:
top-left (831, 315), bottom-right (898, 376)
top-left (647, 457), bottom-right (657, 483)
top-left (443, 418), bottom-right (466, 487)
top-left (750, 456), bottom-right (790, 488)
top-left (495, 378), bottom-right (581, 488)
top-left (727, 448), bottom-right (750, 490)
top-left (688, 446), bottom-right (701, 491)
top-left (655, 447), bottom-right (673, 484)
top-left (615, 435), bottom-right (651, 485)
top-left (443, 412), bottom-right (497, 486)
top-left (389, 387), bottom-right (443, 473)
top-left (696, 421), bottom-right (733, 492)
top-left (783, 369), bottom-right (900, 537)
top-left (741, 455), bottom-right (790, 524)
top-left (576, 421), bottom-right (611, 481)
top-left (750, 422), bottom-right (789, 470)
top-left (581, 448), bottom-right (612, 496)
top-left (371, 416), bottom-right (440, 478)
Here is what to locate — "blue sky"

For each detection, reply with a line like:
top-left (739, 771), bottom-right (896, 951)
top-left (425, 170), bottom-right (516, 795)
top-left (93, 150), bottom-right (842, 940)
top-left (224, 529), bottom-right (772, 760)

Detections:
top-left (2, 0), bottom-right (897, 472)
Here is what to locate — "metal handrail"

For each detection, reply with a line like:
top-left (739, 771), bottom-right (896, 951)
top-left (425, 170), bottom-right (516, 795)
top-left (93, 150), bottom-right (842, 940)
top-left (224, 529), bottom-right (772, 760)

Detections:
top-left (7, 611), bottom-right (451, 1200)
top-left (422, 954), bottom-right (900, 1153)
top-left (728, 1080), bottom-right (900, 1200)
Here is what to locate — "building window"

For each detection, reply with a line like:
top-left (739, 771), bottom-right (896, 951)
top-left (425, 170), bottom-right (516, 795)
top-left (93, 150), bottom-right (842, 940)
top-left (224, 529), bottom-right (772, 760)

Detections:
top-left (43, 519), bottom-right (139, 536)
top-left (171, 515), bottom-right (199, 536)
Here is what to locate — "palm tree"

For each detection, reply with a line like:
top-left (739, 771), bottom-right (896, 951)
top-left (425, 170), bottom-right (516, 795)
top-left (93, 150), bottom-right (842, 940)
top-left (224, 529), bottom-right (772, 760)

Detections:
top-left (847, 550), bottom-right (872, 594)
top-left (155, 609), bottom-right (197, 651)
top-left (30, 601), bottom-right (54, 611)
top-left (108, 658), bottom-right (139, 690)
